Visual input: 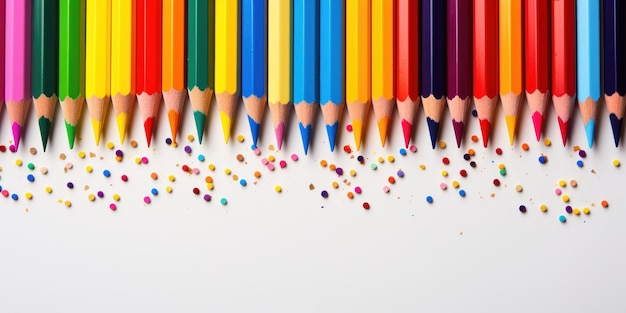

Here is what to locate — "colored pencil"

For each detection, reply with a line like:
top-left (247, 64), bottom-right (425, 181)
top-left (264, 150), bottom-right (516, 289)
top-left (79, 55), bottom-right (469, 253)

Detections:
top-left (111, 0), bottom-right (135, 144)
top-left (603, 0), bottom-right (626, 147)
top-left (551, 0), bottom-right (575, 146)
top-left (32, 0), bottom-right (58, 151)
top-left (396, 0), bottom-right (419, 148)
top-left (446, 0), bottom-right (471, 148)
top-left (421, 0), bottom-right (446, 149)
top-left (525, 0), bottom-right (550, 142)
top-left (320, 0), bottom-right (344, 151)
top-left (163, 0), bottom-right (186, 143)
top-left (59, 0), bottom-right (85, 149)
top-left (0, 0), bottom-right (3, 119)
top-left (473, 0), bottom-right (498, 148)
top-left (499, 0), bottom-right (523, 145)
top-left (345, 0), bottom-right (370, 151)
top-left (576, 0), bottom-right (601, 148)
top-left (5, 0), bottom-right (31, 151)
top-left (136, 0), bottom-right (161, 147)
top-left (215, 0), bottom-right (239, 144)
top-left (371, 0), bottom-right (395, 148)
top-left (268, 0), bottom-right (292, 150)
top-left (242, 0), bottom-right (266, 148)
top-left (187, 0), bottom-right (214, 144)
top-left (85, 0), bottom-right (111, 146)
top-left (293, 0), bottom-right (318, 154)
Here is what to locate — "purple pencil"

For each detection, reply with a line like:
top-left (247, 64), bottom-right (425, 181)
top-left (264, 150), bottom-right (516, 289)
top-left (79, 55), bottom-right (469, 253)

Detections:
top-left (446, 0), bottom-right (471, 148)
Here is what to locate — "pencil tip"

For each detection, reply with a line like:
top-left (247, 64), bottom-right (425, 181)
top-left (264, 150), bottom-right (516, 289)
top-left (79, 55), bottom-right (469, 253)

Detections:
top-left (479, 119), bottom-right (491, 148)
top-left (352, 119), bottom-right (364, 151)
top-left (531, 112), bottom-right (543, 142)
top-left (65, 121), bottom-right (77, 149)
top-left (11, 122), bottom-right (22, 151)
top-left (168, 110), bottom-right (180, 143)
top-left (326, 122), bottom-right (338, 152)
top-left (275, 122), bottom-right (285, 150)
top-left (377, 117), bottom-right (389, 148)
top-left (505, 115), bottom-right (517, 145)
top-left (584, 119), bottom-right (595, 149)
top-left (557, 118), bottom-right (568, 146)
top-left (609, 113), bottom-right (622, 147)
top-left (220, 111), bottom-right (232, 144)
top-left (91, 118), bottom-right (103, 146)
top-left (144, 117), bottom-right (155, 147)
top-left (452, 120), bottom-right (464, 148)
top-left (193, 111), bottom-right (207, 144)
top-left (248, 115), bottom-right (261, 147)
top-left (426, 117), bottom-right (440, 149)
top-left (299, 122), bottom-right (312, 155)
top-left (39, 117), bottom-right (52, 152)
top-left (116, 113), bottom-right (129, 145)
top-left (401, 119), bottom-right (412, 148)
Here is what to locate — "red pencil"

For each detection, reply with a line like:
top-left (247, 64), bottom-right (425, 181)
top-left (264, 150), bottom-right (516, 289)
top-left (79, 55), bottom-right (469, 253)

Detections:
top-left (525, 0), bottom-right (550, 141)
top-left (551, 0), bottom-right (575, 146)
top-left (136, 0), bottom-right (162, 147)
top-left (473, 0), bottom-right (499, 148)
top-left (396, 0), bottom-right (419, 148)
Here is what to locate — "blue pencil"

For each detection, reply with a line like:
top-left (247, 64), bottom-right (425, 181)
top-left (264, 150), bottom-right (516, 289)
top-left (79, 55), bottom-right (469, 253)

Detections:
top-left (603, 0), bottom-right (626, 147)
top-left (293, 0), bottom-right (319, 154)
top-left (319, 0), bottom-right (344, 151)
top-left (242, 0), bottom-right (267, 148)
top-left (576, 0), bottom-right (601, 148)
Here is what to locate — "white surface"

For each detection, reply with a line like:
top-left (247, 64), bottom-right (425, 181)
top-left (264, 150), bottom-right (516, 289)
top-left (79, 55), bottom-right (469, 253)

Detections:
top-left (1, 98), bottom-right (625, 313)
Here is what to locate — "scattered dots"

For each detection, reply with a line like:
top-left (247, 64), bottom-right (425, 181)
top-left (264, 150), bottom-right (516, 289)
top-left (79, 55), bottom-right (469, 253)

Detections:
top-left (544, 138), bottom-right (552, 146)
top-left (320, 160), bottom-right (328, 167)
top-left (332, 181), bottom-right (339, 189)
top-left (613, 159), bottom-right (620, 167)
top-left (15, 159), bottom-right (23, 166)
top-left (471, 135), bottom-right (479, 142)
top-left (521, 143), bottom-right (529, 151)
top-left (388, 176), bottom-right (395, 184)
top-left (538, 155), bottom-right (547, 164)
top-left (103, 169), bottom-right (111, 177)
top-left (438, 141), bottom-right (447, 149)
top-left (459, 190), bottom-right (466, 197)
top-left (343, 145), bottom-right (352, 153)
top-left (442, 157), bottom-right (450, 165)
top-left (559, 215), bottom-right (566, 223)
top-left (387, 155), bottom-right (395, 162)
top-left (354, 186), bottom-right (362, 194)
top-left (198, 154), bottom-right (205, 162)
top-left (279, 160), bottom-right (287, 168)
top-left (577, 160), bottom-right (584, 167)
top-left (399, 148), bottom-right (407, 156)
top-left (409, 145), bottom-right (418, 152)
top-left (165, 138), bottom-right (173, 145)
top-left (562, 195), bottom-right (570, 202)
top-left (165, 186), bottom-right (173, 193)
top-left (208, 164), bottom-right (216, 171)
top-left (362, 202), bottom-right (370, 209)
top-left (321, 190), bottom-right (329, 198)
top-left (67, 182), bottom-right (74, 189)
top-left (27, 163), bottom-right (35, 170)
top-left (426, 195), bottom-right (433, 203)
top-left (291, 154), bottom-right (298, 161)
top-left (106, 142), bottom-right (115, 149)
top-left (370, 164), bottom-right (378, 170)
top-left (350, 169), bottom-right (357, 177)
top-left (109, 203), bottom-right (117, 210)
top-left (237, 134), bottom-right (245, 142)
top-left (192, 187), bottom-right (200, 195)
top-left (396, 170), bottom-right (404, 178)
top-left (493, 179), bottom-right (500, 186)
top-left (203, 194), bottom-right (212, 201)
top-left (565, 205), bottom-right (573, 214)
top-left (382, 186), bottom-right (390, 193)
top-left (45, 186), bottom-right (52, 193)
top-left (441, 170), bottom-right (448, 177)
top-left (224, 168), bottom-right (231, 175)
top-left (515, 185), bottom-right (523, 192)
top-left (275, 185), bottom-right (282, 193)
top-left (519, 205), bottom-right (527, 213)
top-left (85, 165), bottom-right (93, 173)
top-left (583, 207), bottom-right (590, 215)
top-left (573, 208), bottom-right (580, 215)
top-left (459, 169), bottom-right (467, 177)
top-left (121, 175), bottom-right (128, 182)
top-left (540, 204), bottom-right (548, 212)
top-left (25, 192), bottom-right (33, 200)
top-left (569, 180), bottom-right (577, 187)
top-left (452, 181), bottom-right (460, 188)
top-left (346, 124), bottom-right (353, 131)
top-left (579, 150), bottom-right (587, 158)
top-left (346, 192), bottom-right (354, 199)
top-left (113, 194), bottom-right (121, 201)
top-left (240, 179), bottom-right (247, 186)
top-left (440, 183), bottom-right (447, 190)
top-left (64, 200), bottom-right (72, 207)
top-left (601, 200), bottom-right (609, 208)
top-left (27, 174), bottom-right (35, 182)
top-left (184, 145), bottom-right (192, 154)
top-left (78, 151), bottom-right (86, 158)
top-left (151, 188), bottom-right (158, 195)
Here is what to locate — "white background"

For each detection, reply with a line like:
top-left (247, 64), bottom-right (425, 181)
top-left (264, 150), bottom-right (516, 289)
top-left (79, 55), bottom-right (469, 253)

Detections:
top-left (1, 96), bottom-right (625, 313)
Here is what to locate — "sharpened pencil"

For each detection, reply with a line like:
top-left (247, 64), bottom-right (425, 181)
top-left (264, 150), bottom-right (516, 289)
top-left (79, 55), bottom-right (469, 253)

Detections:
top-left (215, 0), bottom-right (239, 144)
top-left (59, 0), bottom-right (85, 149)
top-left (268, 0), bottom-right (292, 150)
top-left (396, 0), bottom-right (419, 148)
top-left (293, 0), bottom-right (318, 154)
top-left (473, 0), bottom-right (498, 148)
top-left (371, 0), bottom-right (395, 148)
top-left (320, 0), bottom-right (344, 151)
top-left (111, 0), bottom-right (135, 145)
top-left (446, 0), bottom-right (471, 148)
top-left (551, 0), bottom-right (575, 146)
top-left (421, 0), bottom-right (446, 149)
top-left (187, 0), bottom-right (214, 144)
top-left (576, 0), bottom-right (601, 148)
top-left (499, 0), bottom-right (523, 145)
top-left (85, 0), bottom-right (111, 146)
top-left (346, 0), bottom-right (370, 151)
top-left (32, 0), bottom-right (58, 151)
top-left (163, 0), bottom-right (186, 143)
top-left (603, 0), bottom-right (626, 147)
top-left (525, 0), bottom-right (550, 142)
top-left (5, 0), bottom-right (31, 151)
top-left (136, 0), bottom-right (162, 147)
top-left (242, 0), bottom-right (266, 148)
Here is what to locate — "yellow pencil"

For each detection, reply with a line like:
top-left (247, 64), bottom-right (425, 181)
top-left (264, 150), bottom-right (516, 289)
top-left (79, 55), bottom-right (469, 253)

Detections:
top-left (371, 0), bottom-right (395, 147)
top-left (85, 0), bottom-right (111, 146)
top-left (268, 0), bottom-right (292, 150)
top-left (215, 0), bottom-right (239, 143)
top-left (346, 0), bottom-right (370, 151)
top-left (499, 0), bottom-right (523, 145)
top-left (111, 0), bottom-right (135, 144)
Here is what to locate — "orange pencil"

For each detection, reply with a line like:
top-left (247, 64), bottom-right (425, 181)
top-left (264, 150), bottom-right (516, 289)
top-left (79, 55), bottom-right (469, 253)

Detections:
top-left (162, 0), bottom-right (186, 143)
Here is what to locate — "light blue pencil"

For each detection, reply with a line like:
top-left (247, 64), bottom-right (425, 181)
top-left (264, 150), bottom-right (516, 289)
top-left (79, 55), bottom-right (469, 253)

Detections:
top-left (293, 0), bottom-right (319, 154)
top-left (576, 0), bottom-right (601, 148)
top-left (242, 0), bottom-right (267, 148)
top-left (319, 0), bottom-right (344, 151)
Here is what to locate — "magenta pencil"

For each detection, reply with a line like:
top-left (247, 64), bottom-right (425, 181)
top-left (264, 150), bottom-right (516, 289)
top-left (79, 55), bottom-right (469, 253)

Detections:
top-left (5, 0), bottom-right (31, 151)
top-left (446, 0), bottom-right (471, 148)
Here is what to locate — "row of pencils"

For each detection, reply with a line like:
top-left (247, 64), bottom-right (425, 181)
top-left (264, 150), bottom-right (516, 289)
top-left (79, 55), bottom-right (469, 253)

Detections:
top-left (0, 0), bottom-right (623, 153)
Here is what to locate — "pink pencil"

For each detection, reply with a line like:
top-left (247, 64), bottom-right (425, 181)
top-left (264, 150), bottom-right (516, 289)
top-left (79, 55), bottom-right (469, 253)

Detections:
top-left (0, 0), bottom-right (4, 117)
top-left (5, 0), bottom-right (31, 151)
